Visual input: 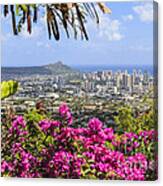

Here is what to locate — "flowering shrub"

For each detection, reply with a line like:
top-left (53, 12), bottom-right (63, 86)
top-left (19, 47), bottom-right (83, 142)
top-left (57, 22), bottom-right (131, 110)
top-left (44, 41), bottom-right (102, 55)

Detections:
top-left (1, 103), bottom-right (157, 180)
top-left (59, 103), bottom-right (73, 125)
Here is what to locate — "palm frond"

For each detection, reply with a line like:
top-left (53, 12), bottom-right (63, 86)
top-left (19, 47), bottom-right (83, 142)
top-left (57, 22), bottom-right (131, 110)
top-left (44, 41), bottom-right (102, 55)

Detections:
top-left (3, 3), bottom-right (111, 41)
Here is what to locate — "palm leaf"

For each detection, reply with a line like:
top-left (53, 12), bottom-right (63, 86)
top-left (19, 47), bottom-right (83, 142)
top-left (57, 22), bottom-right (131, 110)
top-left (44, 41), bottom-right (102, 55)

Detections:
top-left (3, 3), bottom-right (111, 41)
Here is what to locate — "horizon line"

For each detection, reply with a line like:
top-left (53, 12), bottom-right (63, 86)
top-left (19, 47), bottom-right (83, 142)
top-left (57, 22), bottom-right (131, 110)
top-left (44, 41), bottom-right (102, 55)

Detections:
top-left (1, 63), bottom-right (153, 68)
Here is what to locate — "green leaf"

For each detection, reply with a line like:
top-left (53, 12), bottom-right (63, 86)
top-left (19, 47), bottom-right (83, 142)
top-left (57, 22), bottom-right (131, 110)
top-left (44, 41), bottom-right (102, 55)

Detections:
top-left (15, 5), bottom-right (20, 16)
top-left (15, 153), bottom-right (20, 160)
top-left (1, 80), bottom-right (18, 100)
top-left (46, 136), bottom-right (54, 144)
top-left (20, 5), bottom-right (28, 12)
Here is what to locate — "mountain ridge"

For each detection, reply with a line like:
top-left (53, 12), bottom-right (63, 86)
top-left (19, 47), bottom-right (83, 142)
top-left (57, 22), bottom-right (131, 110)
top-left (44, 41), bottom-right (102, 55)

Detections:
top-left (2, 61), bottom-right (79, 80)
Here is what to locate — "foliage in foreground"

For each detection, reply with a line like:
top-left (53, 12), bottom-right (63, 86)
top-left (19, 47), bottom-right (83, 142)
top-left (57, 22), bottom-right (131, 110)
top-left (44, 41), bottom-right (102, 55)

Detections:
top-left (1, 80), bottom-right (18, 100)
top-left (1, 103), bottom-right (157, 180)
top-left (114, 106), bottom-right (156, 133)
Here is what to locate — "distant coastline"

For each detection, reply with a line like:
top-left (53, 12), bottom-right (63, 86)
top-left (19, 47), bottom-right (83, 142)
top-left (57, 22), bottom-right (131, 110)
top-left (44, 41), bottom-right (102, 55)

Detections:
top-left (71, 64), bottom-right (154, 74)
top-left (2, 64), bottom-right (154, 75)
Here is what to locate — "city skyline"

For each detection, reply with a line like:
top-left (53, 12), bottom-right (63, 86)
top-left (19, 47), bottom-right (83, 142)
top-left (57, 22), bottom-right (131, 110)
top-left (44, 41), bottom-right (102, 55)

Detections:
top-left (2, 65), bottom-right (154, 115)
top-left (1, 1), bottom-right (154, 67)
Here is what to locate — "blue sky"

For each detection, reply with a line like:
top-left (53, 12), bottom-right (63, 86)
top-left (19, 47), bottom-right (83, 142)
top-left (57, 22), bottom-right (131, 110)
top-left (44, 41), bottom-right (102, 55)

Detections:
top-left (1, 1), bottom-right (154, 67)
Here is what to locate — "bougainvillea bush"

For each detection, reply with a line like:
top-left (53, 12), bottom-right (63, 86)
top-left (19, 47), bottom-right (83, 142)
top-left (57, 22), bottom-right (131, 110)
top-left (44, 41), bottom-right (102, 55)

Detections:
top-left (1, 103), bottom-right (158, 180)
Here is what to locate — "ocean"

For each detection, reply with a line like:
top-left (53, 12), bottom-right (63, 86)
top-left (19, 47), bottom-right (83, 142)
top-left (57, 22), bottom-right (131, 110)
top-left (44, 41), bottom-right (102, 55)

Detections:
top-left (72, 65), bottom-right (154, 75)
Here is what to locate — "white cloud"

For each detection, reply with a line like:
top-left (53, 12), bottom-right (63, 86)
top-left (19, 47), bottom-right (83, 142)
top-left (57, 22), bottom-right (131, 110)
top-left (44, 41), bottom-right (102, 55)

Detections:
top-left (0, 34), bottom-right (5, 42)
top-left (85, 4), bottom-right (124, 42)
top-left (122, 14), bottom-right (134, 22)
top-left (0, 32), bottom-right (12, 42)
top-left (40, 14), bottom-right (47, 24)
top-left (20, 23), bottom-right (43, 38)
top-left (36, 41), bottom-right (51, 49)
top-left (87, 11), bottom-right (124, 42)
top-left (133, 3), bottom-right (153, 22)
top-left (99, 17), bottom-right (124, 41)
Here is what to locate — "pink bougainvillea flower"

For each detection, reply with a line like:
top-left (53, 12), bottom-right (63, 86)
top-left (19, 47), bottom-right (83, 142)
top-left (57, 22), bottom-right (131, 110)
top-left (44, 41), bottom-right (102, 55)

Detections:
top-left (1, 161), bottom-right (12, 173)
top-left (59, 103), bottom-right (70, 116)
top-left (39, 120), bottom-right (51, 132)
top-left (59, 103), bottom-right (73, 125)
top-left (88, 118), bottom-right (103, 132)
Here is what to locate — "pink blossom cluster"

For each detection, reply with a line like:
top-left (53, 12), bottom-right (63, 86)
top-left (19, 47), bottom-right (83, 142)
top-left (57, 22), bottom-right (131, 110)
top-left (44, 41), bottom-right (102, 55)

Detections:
top-left (39, 120), bottom-right (60, 136)
top-left (112, 130), bottom-right (157, 155)
top-left (43, 150), bottom-right (85, 178)
top-left (59, 103), bottom-right (73, 125)
top-left (9, 116), bottom-right (28, 136)
top-left (1, 103), bottom-right (157, 180)
top-left (2, 143), bottom-right (41, 177)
